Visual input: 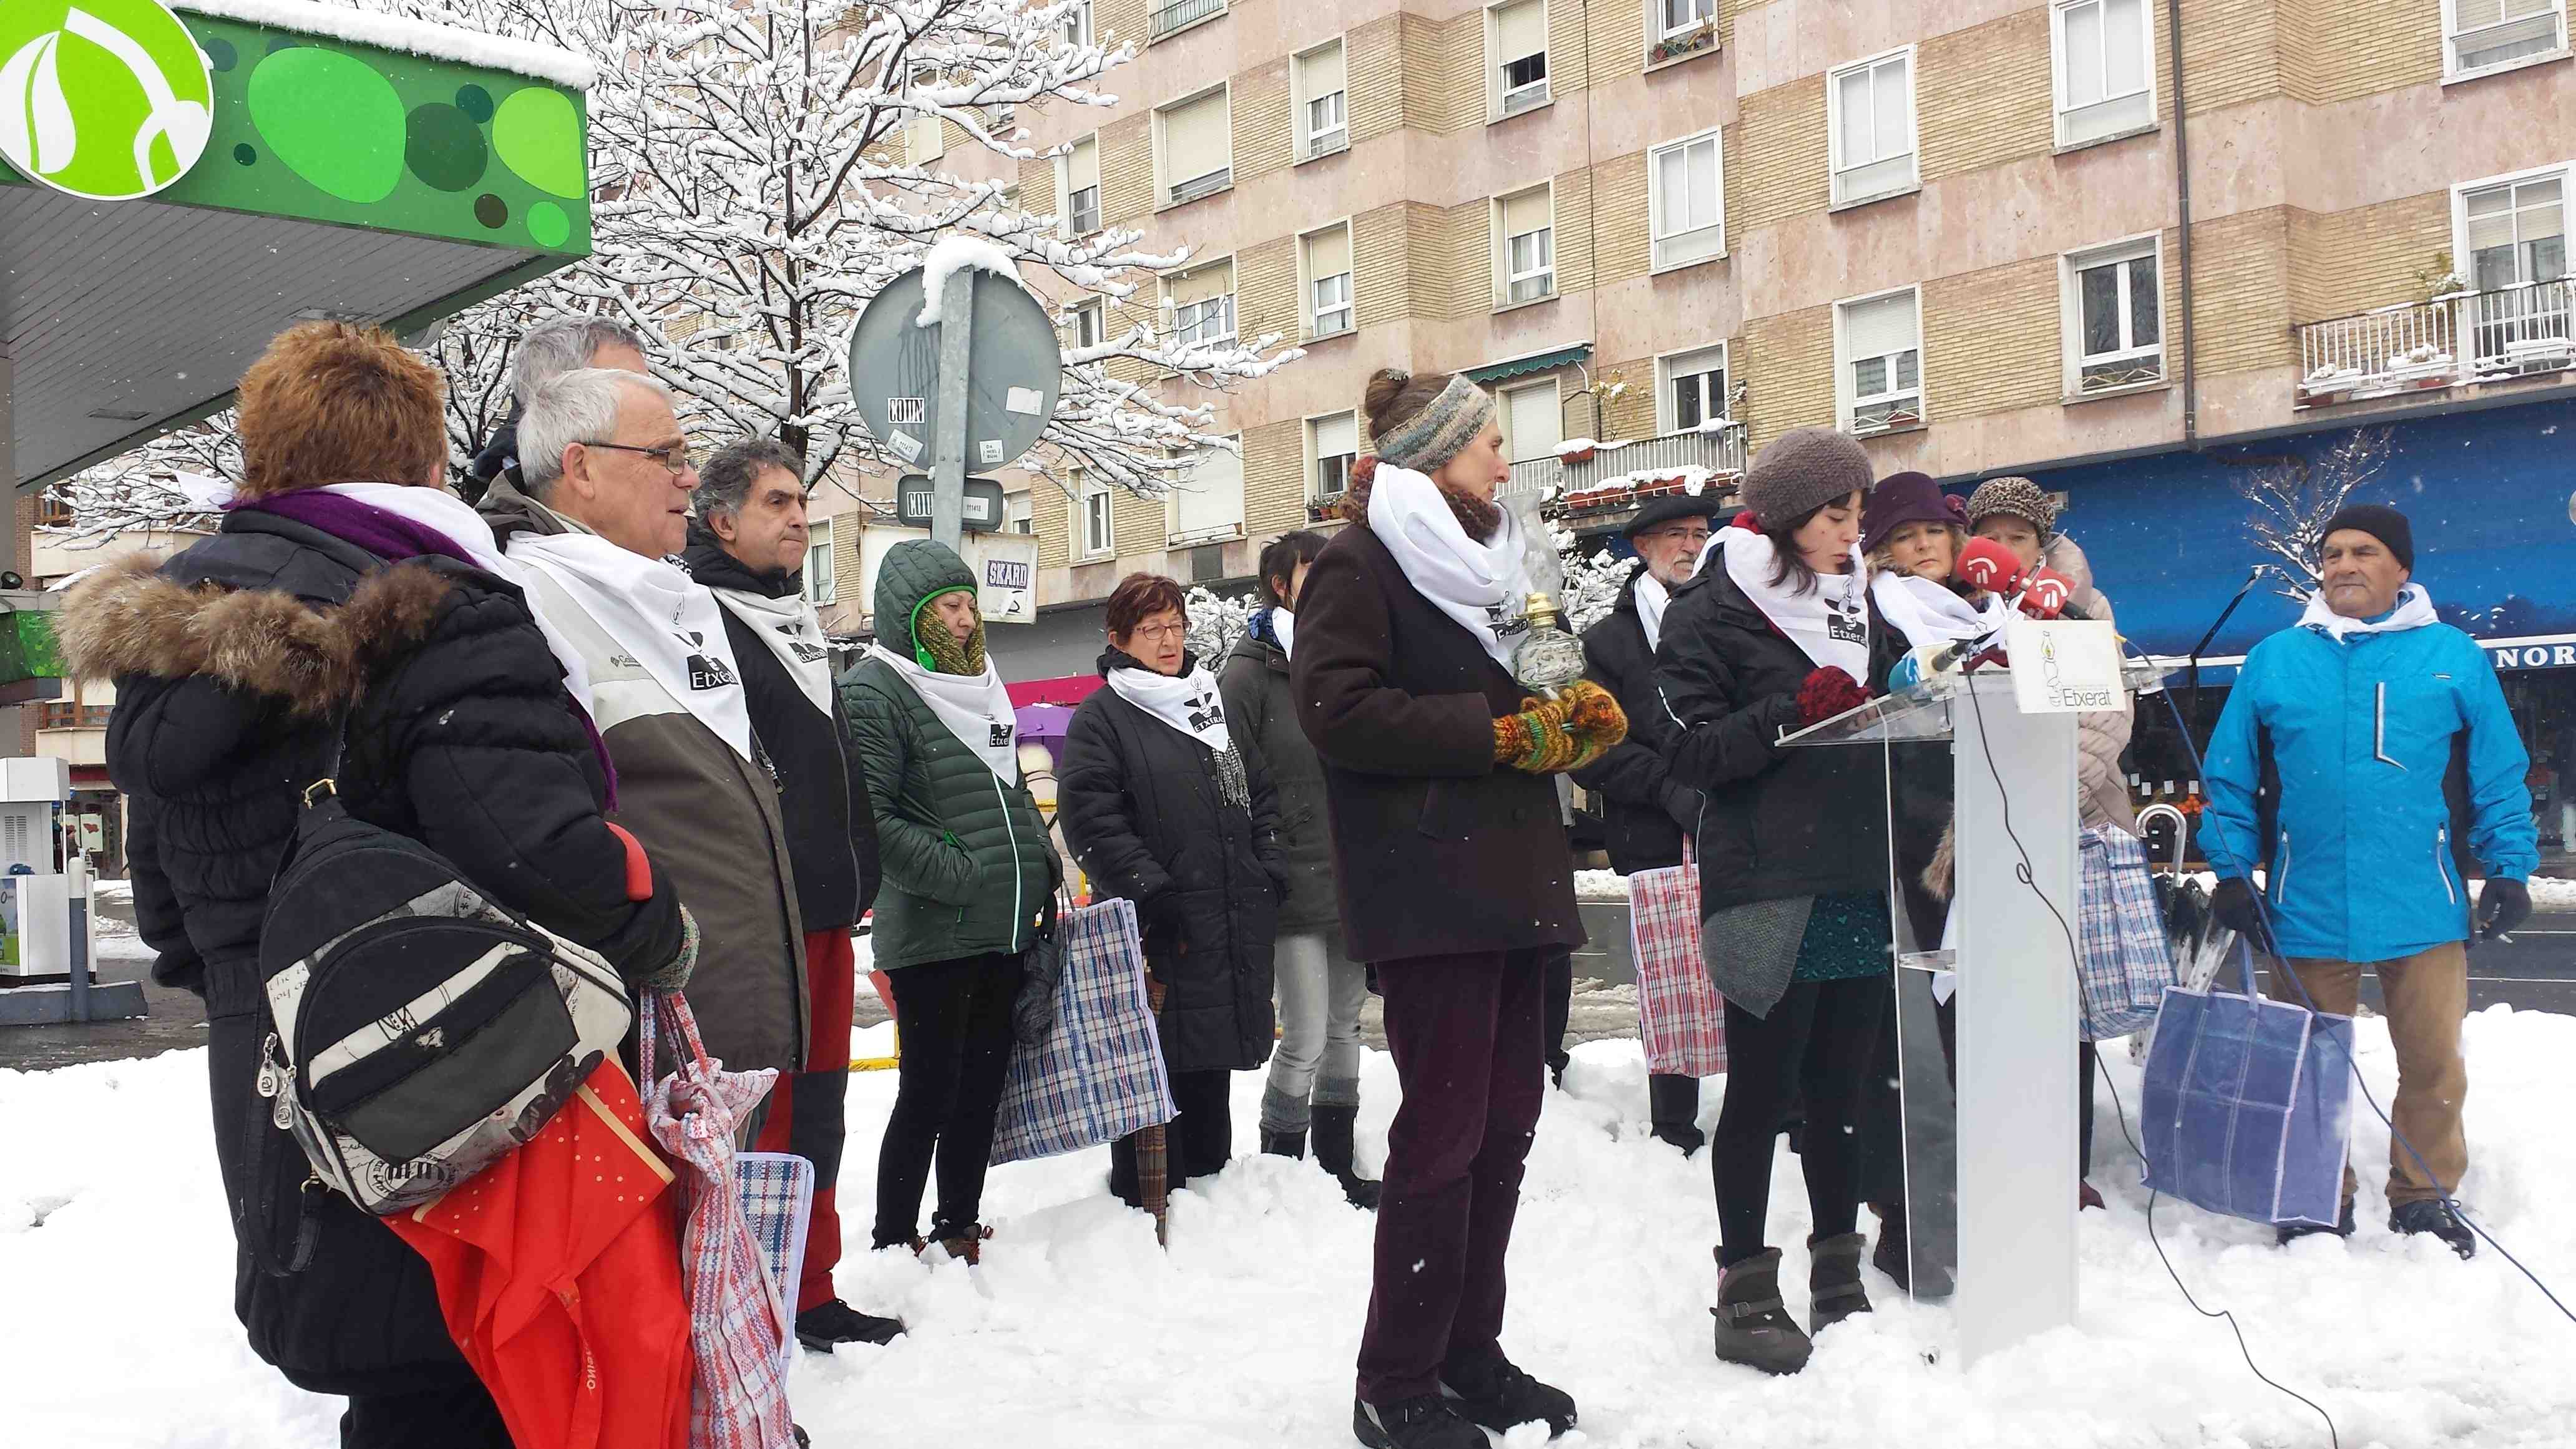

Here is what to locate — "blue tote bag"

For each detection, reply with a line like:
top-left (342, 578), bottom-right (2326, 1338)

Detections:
top-left (2139, 942), bottom-right (2356, 1229)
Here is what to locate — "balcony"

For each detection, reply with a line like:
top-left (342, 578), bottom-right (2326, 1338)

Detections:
top-left (1496, 424), bottom-right (1749, 533)
top-left (2298, 280), bottom-right (2575, 408)
top-left (1149, 0), bottom-right (1222, 39)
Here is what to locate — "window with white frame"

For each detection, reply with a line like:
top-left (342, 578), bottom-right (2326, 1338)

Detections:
top-left (1063, 0), bottom-right (1092, 46)
top-left (2062, 238), bottom-right (2164, 393)
top-left (804, 517), bottom-right (837, 605)
top-left (1156, 87), bottom-right (1232, 206)
top-left (1309, 412), bottom-right (1359, 503)
top-left (1168, 439), bottom-right (1246, 545)
top-left (1302, 223), bottom-right (1354, 337)
top-left (2446, 0), bottom-right (2567, 77)
top-left (1166, 258), bottom-right (1237, 346)
top-left (1659, 0), bottom-right (1714, 37)
top-left (2053, 0), bottom-right (2155, 147)
top-left (1295, 39), bottom-right (1349, 159)
top-left (1006, 492), bottom-right (1034, 535)
top-left (1489, 0), bottom-right (1550, 119)
top-left (1651, 129), bottom-right (1725, 270)
top-left (1498, 379), bottom-right (1563, 462)
top-left (1080, 474), bottom-right (1115, 557)
top-left (908, 66), bottom-right (945, 161)
top-left (1657, 343), bottom-right (1730, 432)
top-left (1837, 288), bottom-right (1923, 434)
top-left (1827, 48), bottom-right (1916, 207)
top-left (1060, 135), bottom-right (1101, 235)
top-left (1494, 186), bottom-right (1554, 307)
top-left (1070, 300), bottom-right (1105, 349)
top-left (2461, 170), bottom-right (2569, 292)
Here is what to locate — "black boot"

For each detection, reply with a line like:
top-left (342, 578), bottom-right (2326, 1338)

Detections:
top-left (1262, 1127), bottom-right (1307, 1159)
top-left (795, 1298), bottom-right (905, 1351)
top-left (1871, 1208), bottom-right (1910, 1293)
top-left (1710, 1248), bottom-right (1812, 1375)
top-left (2390, 1199), bottom-right (2477, 1259)
top-left (1352, 1395), bottom-right (1483, 1449)
top-left (1807, 1232), bottom-right (1872, 1334)
top-left (1440, 1354), bottom-right (1577, 1438)
top-left (1312, 1105), bottom-right (1383, 1211)
top-left (2276, 1198), bottom-right (2358, 1246)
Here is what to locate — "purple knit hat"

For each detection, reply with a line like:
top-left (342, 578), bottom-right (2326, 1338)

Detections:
top-left (1860, 471), bottom-right (1955, 555)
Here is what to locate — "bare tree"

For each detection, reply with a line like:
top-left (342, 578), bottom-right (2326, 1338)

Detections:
top-left (39, 417), bottom-right (234, 545)
top-left (2233, 427), bottom-right (2395, 599)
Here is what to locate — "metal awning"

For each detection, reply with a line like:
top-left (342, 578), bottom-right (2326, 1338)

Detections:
top-left (1, 0), bottom-right (593, 490)
top-left (1465, 343), bottom-right (1592, 385)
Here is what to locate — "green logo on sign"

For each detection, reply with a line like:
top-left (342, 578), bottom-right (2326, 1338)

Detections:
top-left (1, 0), bottom-right (212, 200)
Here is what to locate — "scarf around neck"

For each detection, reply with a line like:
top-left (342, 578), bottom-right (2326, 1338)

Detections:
top-left (1870, 570), bottom-right (2008, 650)
top-left (867, 642), bottom-right (1020, 784)
top-left (1105, 653), bottom-right (1251, 812)
top-left (710, 588), bottom-right (834, 716)
top-left (1270, 605), bottom-right (1297, 660)
top-left (2298, 583), bottom-right (2439, 643)
top-left (1634, 571), bottom-right (1672, 654)
top-left (505, 528), bottom-right (756, 764)
top-left (1699, 525), bottom-right (1870, 679)
top-left (1365, 462), bottom-right (1531, 673)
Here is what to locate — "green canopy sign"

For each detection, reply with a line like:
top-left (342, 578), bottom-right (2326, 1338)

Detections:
top-left (0, 0), bottom-right (213, 200)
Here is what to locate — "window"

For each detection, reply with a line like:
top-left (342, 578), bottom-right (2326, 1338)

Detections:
top-left (1295, 39), bottom-right (1349, 159)
top-left (1167, 258), bottom-right (1237, 346)
top-left (804, 517), bottom-right (837, 605)
top-left (1080, 475), bottom-right (1115, 557)
top-left (1302, 223), bottom-right (1354, 337)
top-left (1060, 135), bottom-right (1102, 235)
top-left (907, 66), bottom-right (945, 162)
top-left (2053, 0), bottom-right (2155, 147)
top-left (1488, 0), bottom-right (1550, 120)
top-left (2446, 0), bottom-right (2567, 77)
top-left (1155, 87), bottom-right (1232, 206)
top-left (1498, 380), bottom-right (1563, 462)
top-left (1827, 47), bottom-right (1916, 207)
top-left (1168, 439), bottom-right (1246, 545)
top-left (1063, 0), bottom-right (1091, 46)
top-left (1659, 0), bottom-right (1714, 36)
top-left (2062, 238), bottom-right (2164, 394)
top-left (1650, 129), bottom-right (1725, 270)
top-left (2461, 171), bottom-right (2569, 292)
top-left (1070, 300), bottom-right (1105, 349)
top-left (1309, 411), bottom-right (1359, 503)
top-left (1657, 343), bottom-right (1730, 432)
top-left (1149, 0), bottom-right (1225, 39)
top-left (1494, 186), bottom-right (1554, 307)
top-left (1006, 492), bottom-right (1034, 535)
top-left (1837, 288), bottom-right (1923, 434)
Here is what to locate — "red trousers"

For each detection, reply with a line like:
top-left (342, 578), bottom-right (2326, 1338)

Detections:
top-left (753, 929), bottom-right (858, 1312)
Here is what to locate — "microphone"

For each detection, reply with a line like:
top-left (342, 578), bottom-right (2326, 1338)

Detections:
top-left (2019, 567), bottom-right (2074, 619)
top-left (1886, 630), bottom-right (2007, 691)
top-left (1954, 537), bottom-right (2022, 595)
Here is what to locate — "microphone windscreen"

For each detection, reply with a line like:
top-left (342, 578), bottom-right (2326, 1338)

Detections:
top-left (1955, 537), bottom-right (2022, 593)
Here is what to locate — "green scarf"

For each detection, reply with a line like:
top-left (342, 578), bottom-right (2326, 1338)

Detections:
top-left (914, 587), bottom-right (990, 676)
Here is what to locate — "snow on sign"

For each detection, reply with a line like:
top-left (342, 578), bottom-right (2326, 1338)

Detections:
top-left (847, 244), bottom-right (1062, 477)
top-left (0, 0), bottom-right (214, 201)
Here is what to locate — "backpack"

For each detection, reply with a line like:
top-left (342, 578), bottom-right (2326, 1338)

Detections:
top-left (252, 755), bottom-right (633, 1222)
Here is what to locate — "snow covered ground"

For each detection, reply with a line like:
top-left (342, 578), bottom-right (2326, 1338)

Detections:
top-left (7, 1011), bottom-right (2576, 1448)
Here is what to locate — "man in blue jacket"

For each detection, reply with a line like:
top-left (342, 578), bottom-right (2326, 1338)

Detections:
top-left (2202, 504), bottom-right (2534, 1257)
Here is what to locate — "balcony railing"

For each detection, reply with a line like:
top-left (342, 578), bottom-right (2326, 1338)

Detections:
top-left (1149, 0), bottom-right (1222, 37)
top-left (2298, 280), bottom-right (2576, 407)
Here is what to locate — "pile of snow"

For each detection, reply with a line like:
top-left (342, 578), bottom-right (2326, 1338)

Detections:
top-left (9, 1011), bottom-right (2576, 1446)
top-left (915, 237), bottom-right (1026, 329)
top-left (175, 0), bottom-right (598, 88)
top-left (1575, 868), bottom-right (1633, 900)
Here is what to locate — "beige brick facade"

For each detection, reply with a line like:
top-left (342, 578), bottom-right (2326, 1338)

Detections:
top-left (1352, 203), bottom-right (1410, 329)
top-left (1242, 418), bottom-right (1307, 535)
top-left (2188, 206), bottom-right (2296, 378)
top-left (1095, 0), bottom-right (1146, 50)
top-left (2178, 0), bottom-right (2286, 114)
top-left (1099, 114), bottom-right (1153, 228)
top-left (1917, 8), bottom-right (2052, 184)
top-left (1595, 356), bottom-right (1659, 442)
top-left (1740, 305), bottom-right (1833, 451)
top-left (2287, 192), bottom-right (2451, 324)
top-left (1735, 77), bottom-right (1827, 234)
top-left (1921, 257), bottom-right (2061, 418)
top-left (1349, 18), bottom-right (1403, 144)
top-left (1237, 237), bottom-right (1299, 344)
top-left (1233, 59), bottom-right (1292, 186)
top-left (1591, 152), bottom-right (1652, 288)
top-left (2281, 0), bottom-right (2442, 105)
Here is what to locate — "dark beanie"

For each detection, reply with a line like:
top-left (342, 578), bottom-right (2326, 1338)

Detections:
top-left (1860, 471), bottom-right (1953, 555)
top-left (2320, 503), bottom-right (2414, 571)
top-left (1740, 427), bottom-right (1875, 530)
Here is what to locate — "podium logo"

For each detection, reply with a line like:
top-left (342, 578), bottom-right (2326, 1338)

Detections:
top-left (1, 0), bottom-right (212, 200)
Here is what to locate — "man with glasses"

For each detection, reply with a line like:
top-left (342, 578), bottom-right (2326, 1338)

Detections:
top-left (482, 369), bottom-right (812, 1106)
top-left (1570, 494), bottom-right (1721, 1153)
top-left (467, 315), bottom-right (653, 504)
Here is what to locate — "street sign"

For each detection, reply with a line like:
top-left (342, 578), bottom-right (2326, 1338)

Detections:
top-left (896, 474), bottom-right (1006, 533)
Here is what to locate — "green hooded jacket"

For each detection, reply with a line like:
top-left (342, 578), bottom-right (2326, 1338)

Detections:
top-left (839, 540), bottom-right (1057, 969)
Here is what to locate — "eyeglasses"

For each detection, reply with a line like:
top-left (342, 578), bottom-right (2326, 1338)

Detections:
top-left (581, 440), bottom-right (692, 475)
top-left (1127, 622), bottom-right (1188, 643)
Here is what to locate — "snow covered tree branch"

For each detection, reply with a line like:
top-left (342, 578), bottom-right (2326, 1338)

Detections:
top-left (37, 417), bottom-right (235, 546)
top-left (1554, 524), bottom-right (1632, 635)
top-left (2232, 427), bottom-right (2394, 599)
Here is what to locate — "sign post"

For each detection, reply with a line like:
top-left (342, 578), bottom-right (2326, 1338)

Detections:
top-left (930, 283), bottom-right (974, 552)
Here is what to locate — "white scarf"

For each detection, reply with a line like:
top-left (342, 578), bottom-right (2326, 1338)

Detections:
top-left (1870, 570), bottom-right (2009, 649)
top-left (1105, 660), bottom-right (1233, 751)
top-left (506, 529), bottom-right (756, 764)
top-left (1271, 605), bottom-right (1297, 660)
top-left (709, 587), bottom-right (833, 716)
top-left (1696, 525), bottom-right (1870, 678)
top-left (1634, 572), bottom-right (1672, 653)
top-left (1365, 464), bottom-right (1531, 673)
top-left (2298, 583), bottom-right (2439, 642)
top-left (864, 643), bottom-right (1020, 784)
top-left (319, 482), bottom-right (595, 718)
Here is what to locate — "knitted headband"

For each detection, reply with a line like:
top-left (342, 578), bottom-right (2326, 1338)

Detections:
top-left (1372, 374), bottom-right (1496, 474)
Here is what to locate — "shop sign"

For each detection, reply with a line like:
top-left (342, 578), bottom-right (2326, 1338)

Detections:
top-left (0, 0), bottom-right (213, 200)
top-left (2491, 642), bottom-right (2576, 672)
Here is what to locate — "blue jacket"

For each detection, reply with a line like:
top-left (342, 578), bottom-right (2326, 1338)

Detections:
top-left (2202, 587), bottom-right (2536, 963)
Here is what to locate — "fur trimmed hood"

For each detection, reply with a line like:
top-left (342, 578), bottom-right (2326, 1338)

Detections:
top-left (57, 554), bottom-right (457, 719)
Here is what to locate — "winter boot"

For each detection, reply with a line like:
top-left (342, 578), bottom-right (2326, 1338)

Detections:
top-left (1807, 1232), bottom-right (1873, 1334)
top-left (2390, 1199), bottom-right (2477, 1259)
top-left (2275, 1198), bottom-right (2357, 1246)
top-left (927, 1221), bottom-right (993, 1265)
top-left (1352, 1395), bottom-right (1485, 1449)
top-left (1870, 1207), bottom-right (1910, 1293)
top-left (1651, 1121), bottom-right (1707, 1156)
top-left (1441, 1354), bottom-right (1578, 1438)
top-left (2079, 1179), bottom-right (2105, 1212)
top-left (1312, 1105), bottom-right (1383, 1211)
top-left (796, 1299), bottom-right (905, 1351)
top-left (1710, 1248), bottom-right (1813, 1375)
top-left (1261, 1127), bottom-right (1307, 1159)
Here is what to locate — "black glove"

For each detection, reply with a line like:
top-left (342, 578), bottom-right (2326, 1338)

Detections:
top-left (2210, 877), bottom-right (2268, 946)
top-left (1662, 783), bottom-right (1702, 832)
top-left (2480, 876), bottom-right (2533, 941)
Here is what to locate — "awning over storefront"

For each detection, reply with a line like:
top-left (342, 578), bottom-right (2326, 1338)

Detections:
top-left (2, 0), bottom-right (594, 490)
top-left (1466, 343), bottom-right (1591, 386)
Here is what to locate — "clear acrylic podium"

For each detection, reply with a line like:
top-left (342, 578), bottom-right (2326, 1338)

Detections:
top-left (1779, 658), bottom-right (2167, 1365)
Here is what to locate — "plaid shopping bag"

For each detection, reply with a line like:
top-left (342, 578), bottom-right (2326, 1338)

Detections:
top-left (1629, 861), bottom-right (1727, 1078)
top-left (2139, 944), bottom-right (2356, 1229)
top-left (733, 1153), bottom-right (812, 1334)
top-left (639, 991), bottom-right (796, 1449)
top-left (991, 897), bottom-right (1179, 1165)
top-left (2075, 826), bottom-right (2180, 1042)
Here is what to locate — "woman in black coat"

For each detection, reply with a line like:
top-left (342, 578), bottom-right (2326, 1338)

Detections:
top-left (58, 324), bottom-right (690, 1447)
top-left (1060, 572), bottom-right (1286, 1206)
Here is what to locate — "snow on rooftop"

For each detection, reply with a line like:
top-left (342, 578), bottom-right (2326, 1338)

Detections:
top-left (175, 0), bottom-right (598, 89)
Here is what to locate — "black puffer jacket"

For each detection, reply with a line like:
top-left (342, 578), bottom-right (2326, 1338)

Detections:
top-left (57, 510), bottom-right (685, 1397)
top-left (1217, 610), bottom-right (1338, 937)
top-left (1060, 650), bottom-right (1284, 1073)
top-left (1572, 568), bottom-right (1698, 874)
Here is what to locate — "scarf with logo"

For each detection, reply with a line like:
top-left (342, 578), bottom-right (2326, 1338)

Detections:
top-left (866, 643), bottom-right (1020, 784)
top-left (1695, 525), bottom-right (1870, 679)
top-left (1105, 651), bottom-right (1250, 812)
top-left (1365, 462), bottom-right (1531, 673)
top-left (506, 529), bottom-right (756, 765)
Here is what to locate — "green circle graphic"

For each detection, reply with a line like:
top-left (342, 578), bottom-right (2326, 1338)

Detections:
top-left (525, 200), bottom-right (569, 249)
top-left (492, 85), bottom-right (582, 199)
top-left (246, 46), bottom-right (405, 203)
top-left (404, 101), bottom-right (486, 192)
top-left (0, 0), bottom-right (215, 200)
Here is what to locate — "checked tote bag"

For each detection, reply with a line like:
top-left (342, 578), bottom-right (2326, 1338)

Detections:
top-left (2075, 826), bottom-right (2180, 1042)
top-left (992, 897), bottom-right (1179, 1165)
top-left (1629, 851), bottom-right (1728, 1078)
top-left (2138, 944), bottom-right (2358, 1229)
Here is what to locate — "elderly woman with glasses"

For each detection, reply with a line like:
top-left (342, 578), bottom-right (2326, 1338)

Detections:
top-left (1060, 572), bottom-right (1288, 1207)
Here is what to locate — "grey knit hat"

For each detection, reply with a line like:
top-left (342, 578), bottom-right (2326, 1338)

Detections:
top-left (1964, 476), bottom-right (2056, 539)
top-left (1740, 427), bottom-right (1875, 530)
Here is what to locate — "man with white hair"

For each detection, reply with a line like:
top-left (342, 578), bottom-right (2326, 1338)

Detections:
top-left (480, 368), bottom-right (809, 1083)
top-left (466, 315), bottom-right (653, 503)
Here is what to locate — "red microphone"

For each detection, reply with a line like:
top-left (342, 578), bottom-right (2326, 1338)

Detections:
top-left (2019, 567), bottom-right (2074, 619)
top-left (1954, 537), bottom-right (2022, 595)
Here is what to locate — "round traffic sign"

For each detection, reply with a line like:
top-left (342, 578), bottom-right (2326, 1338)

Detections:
top-left (847, 261), bottom-right (1062, 475)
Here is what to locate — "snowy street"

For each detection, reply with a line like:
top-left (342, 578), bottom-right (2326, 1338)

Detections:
top-left (7, 998), bottom-right (2575, 1448)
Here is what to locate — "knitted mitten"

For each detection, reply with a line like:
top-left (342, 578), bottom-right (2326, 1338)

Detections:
top-left (1559, 680), bottom-right (1630, 771)
top-left (635, 904), bottom-right (700, 992)
top-left (1493, 695), bottom-right (1581, 773)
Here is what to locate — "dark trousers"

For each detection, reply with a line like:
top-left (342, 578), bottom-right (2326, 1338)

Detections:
top-left (1542, 944), bottom-right (1697, 1126)
top-left (2078, 1039), bottom-right (2098, 1178)
top-left (873, 952), bottom-right (1023, 1246)
top-left (754, 929), bottom-right (856, 1310)
top-left (342, 1368), bottom-right (512, 1448)
top-left (1714, 977), bottom-right (1886, 1267)
top-left (1356, 947), bottom-right (1548, 1406)
top-left (1110, 1068), bottom-right (1235, 1202)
